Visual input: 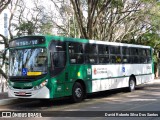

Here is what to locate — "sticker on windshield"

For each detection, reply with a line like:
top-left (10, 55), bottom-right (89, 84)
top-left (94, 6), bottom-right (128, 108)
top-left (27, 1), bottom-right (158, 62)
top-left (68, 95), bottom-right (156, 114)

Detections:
top-left (27, 72), bottom-right (42, 76)
top-left (22, 68), bottom-right (28, 76)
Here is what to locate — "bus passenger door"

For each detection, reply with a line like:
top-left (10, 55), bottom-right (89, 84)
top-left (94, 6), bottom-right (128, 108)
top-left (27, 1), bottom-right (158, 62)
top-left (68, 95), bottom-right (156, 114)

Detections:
top-left (49, 40), bottom-right (67, 97)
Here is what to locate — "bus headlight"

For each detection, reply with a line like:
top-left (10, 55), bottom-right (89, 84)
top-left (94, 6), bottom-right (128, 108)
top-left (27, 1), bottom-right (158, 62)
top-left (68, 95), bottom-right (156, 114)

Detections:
top-left (33, 79), bottom-right (48, 90)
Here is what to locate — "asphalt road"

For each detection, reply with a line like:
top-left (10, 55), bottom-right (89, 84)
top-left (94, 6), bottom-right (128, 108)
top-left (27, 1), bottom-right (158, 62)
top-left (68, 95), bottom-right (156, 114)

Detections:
top-left (1, 80), bottom-right (160, 120)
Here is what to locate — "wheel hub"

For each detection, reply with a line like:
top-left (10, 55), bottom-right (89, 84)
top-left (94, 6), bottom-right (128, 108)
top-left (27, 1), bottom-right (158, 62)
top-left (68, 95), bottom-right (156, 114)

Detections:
top-left (130, 80), bottom-right (135, 89)
top-left (75, 88), bottom-right (82, 98)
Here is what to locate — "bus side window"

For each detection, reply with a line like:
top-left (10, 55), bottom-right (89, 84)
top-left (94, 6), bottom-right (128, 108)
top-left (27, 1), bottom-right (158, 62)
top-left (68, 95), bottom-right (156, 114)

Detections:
top-left (109, 46), bottom-right (121, 63)
top-left (130, 47), bottom-right (139, 63)
top-left (110, 56), bottom-right (116, 63)
top-left (122, 47), bottom-right (130, 63)
top-left (110, 46), bottom-right (120, 55)
top-left (49, 41), bottom-right (66, 68)
top-left (98, 45), bottom-right (109, 54)
top-left (98, 45), bottom-right (109, 64)
top-left (132, 56), bottom-right (139, 63)
top-left (146, 49), bottom-right (151, 56)
top-left (84, 44), bottom-right (97, 54)
top-left (139, 49), bottom-right (148, 64)
top-left (110, 56), bottom-right (122, 63)
top-left (146, 49), bottom-right (152, 63)
top-left (69, 42), bottom-right (84, 64)
top-left (99, 55), bottom-right (109, 63)
top-left (116, 56), bottom-right (122, 63)
top-left (84, 44), bottom-right (98, 64)
top-left (130, 47), bottom-right (138, 55)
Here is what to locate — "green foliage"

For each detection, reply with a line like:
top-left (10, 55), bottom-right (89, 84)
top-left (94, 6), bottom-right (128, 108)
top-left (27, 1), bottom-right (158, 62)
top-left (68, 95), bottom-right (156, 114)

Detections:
top-left (153, 54), bottom-right (158, 63)
top-left (140, 31), bottom-right (160, 64)
top-left (111, 0), bottom-right (123, 7)
top-left (15, 18), bottom-right (54, 36)
top-left (39, 20), bottom-right (54, 35)
top-left (16, 21), bottom-right (34, 36)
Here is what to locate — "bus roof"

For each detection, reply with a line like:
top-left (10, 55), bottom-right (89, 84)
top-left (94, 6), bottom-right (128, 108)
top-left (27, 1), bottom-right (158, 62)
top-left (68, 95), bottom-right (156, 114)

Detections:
top-left (45, 35), bottom-right (151, 49)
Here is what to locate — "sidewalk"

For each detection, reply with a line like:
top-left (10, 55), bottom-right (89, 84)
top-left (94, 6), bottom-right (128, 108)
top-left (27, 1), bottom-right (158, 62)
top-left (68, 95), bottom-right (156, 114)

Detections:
top-left (150, 78), bottom-right (160, 83)
top-left (0, 92), bottom-right (20, 106)
top-left (0, 92), bottom-right (8, 99)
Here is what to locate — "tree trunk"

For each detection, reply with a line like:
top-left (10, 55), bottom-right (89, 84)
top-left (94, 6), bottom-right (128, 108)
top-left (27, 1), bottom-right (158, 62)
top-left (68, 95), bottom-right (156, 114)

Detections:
top-left (155, 52), bottom-right (159, 78)
top-left (155, 63), bottom-right (159, 78)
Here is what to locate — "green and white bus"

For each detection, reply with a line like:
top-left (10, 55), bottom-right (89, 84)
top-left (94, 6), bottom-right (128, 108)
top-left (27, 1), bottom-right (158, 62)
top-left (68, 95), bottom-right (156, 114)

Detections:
top-left (8, 35), bottom-right (154, 102)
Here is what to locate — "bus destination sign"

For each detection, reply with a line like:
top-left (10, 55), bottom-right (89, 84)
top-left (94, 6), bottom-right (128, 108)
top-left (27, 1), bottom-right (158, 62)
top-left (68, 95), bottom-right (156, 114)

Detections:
top-left (9, 36), bottom-right (45, 47)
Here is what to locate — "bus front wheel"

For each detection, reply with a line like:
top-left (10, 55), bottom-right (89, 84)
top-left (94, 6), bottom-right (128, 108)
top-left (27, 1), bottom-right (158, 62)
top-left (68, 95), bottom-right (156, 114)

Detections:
top-left (128, 77), bottom-right (136, 92)
top-left (71, 82), bottom-right (84, 103)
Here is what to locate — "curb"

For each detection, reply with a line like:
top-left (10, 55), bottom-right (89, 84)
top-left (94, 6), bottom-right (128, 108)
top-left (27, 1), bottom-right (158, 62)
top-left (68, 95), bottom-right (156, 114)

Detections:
top-left (0, 98), bottom-right (19, 106)
top-left (0, 98), bottom-right (39, 106)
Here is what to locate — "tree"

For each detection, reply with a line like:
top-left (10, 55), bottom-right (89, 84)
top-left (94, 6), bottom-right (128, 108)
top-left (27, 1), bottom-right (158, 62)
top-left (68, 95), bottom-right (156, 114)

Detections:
top-left (0, 0), bottom-right (11, 92)
top-left (139, 1), bottom-right (160, 78)
top-left (49, 0), bottom-right (78, 37)
top-left (9, 0), bottom-right (54, 36)
top-left (70, 0), bottom-right (154, 42)
top-left (0, 0), bottom-right (11, 14)
top-left (0, 0), bottom-right (19, 79)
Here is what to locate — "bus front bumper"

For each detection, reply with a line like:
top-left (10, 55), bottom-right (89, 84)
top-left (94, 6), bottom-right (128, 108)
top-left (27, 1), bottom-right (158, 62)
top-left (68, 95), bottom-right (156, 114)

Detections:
top-left (8, 86), bottom-right (50, 98)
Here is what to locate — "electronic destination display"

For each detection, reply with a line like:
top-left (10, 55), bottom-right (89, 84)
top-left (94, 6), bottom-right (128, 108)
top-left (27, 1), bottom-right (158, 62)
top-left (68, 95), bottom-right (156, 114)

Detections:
top-left (9, 36), bottom-right (45, 47)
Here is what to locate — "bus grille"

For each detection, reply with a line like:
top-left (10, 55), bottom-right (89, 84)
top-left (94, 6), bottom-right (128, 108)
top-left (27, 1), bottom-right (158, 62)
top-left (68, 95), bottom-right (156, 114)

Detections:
top-left (9, 75), bottom-right (46, 82)
top-left (13, 86), bottom-right (33, 89)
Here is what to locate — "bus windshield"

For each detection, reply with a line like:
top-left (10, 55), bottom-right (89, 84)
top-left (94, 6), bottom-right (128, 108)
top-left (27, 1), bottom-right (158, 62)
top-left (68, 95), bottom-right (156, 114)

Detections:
top-left (9, 48), bottom-right (47, 76)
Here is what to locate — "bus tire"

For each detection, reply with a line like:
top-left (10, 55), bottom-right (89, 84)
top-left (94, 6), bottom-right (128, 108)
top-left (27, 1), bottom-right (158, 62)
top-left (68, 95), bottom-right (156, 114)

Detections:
top-left (71, 82), bottom-right (84, 103)
top-left (128, 77), bottom-right (136, 92)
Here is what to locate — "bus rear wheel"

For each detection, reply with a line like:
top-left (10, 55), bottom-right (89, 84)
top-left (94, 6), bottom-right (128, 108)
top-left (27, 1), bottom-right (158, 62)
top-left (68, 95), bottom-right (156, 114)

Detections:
top-left (128, 77), bottom-right (136, 92)
top-left (71, 82), bottom-right (84, 103)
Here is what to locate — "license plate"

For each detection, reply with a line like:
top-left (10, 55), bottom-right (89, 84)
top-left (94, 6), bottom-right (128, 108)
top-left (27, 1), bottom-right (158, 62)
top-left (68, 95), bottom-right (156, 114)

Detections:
top-left (17, 92), bottom-right (26, 95)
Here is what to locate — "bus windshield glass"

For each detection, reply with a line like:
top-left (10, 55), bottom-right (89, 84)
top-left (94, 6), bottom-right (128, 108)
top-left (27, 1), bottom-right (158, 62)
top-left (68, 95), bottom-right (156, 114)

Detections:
top-left (9, 48), bottom-right (47, 76)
